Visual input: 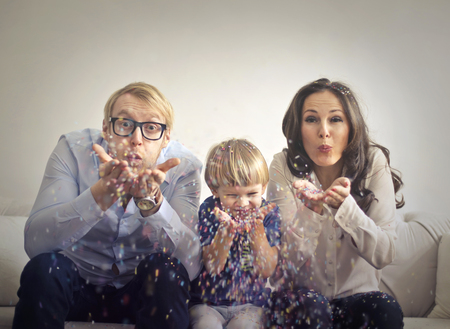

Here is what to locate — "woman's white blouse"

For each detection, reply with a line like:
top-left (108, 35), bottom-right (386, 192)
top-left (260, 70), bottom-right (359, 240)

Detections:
top-left (267, 147), bottom-right (398, 299)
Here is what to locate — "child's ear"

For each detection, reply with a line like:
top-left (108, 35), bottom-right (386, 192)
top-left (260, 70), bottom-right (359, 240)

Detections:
top-left (210, 188), bottom-right (219, 199)
top-left (261, 184), bottom-right (267, 194)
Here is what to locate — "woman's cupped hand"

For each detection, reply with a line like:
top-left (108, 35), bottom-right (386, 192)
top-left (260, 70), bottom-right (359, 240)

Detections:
top-left (293, 177), bottom-right (351, 214)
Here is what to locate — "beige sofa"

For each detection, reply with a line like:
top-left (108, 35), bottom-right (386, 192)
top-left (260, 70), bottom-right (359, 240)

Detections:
top-left (1, 197), bottom-right (450, 329)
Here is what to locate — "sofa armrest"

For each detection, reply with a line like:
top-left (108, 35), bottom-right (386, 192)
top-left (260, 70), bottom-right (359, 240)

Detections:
top-left (428, 232), bottom-right (450, 318)
top-left (380, 211), bottom-right (450, 317)
top-left (0, 216), bottom-right (29, 306)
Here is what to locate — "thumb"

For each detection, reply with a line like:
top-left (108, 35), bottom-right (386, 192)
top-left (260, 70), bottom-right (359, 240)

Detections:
top-left (156, 158), bottom-right (181, 173)
top-left (259, 202), bottom-right (276, 217)
top-left (292, 179), bottom-right (307, 189)
top-left (336, 177), bottom-right (351, 188)
top-left (93, 144), bottom-right (112, 163)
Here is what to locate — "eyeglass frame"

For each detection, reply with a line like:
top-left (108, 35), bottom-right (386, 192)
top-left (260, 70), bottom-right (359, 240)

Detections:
top-left (109, 117), bottom-right (167, 141)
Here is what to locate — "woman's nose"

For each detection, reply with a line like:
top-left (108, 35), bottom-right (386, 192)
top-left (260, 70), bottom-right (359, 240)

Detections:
top-left (319, 123), bottom-right (330, 138)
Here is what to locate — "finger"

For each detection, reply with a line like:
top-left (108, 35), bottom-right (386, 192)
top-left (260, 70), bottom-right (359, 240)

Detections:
top-left (214, 207), bottom-right (229, 220)
top-left (100, 159), bottom-right (121, 178)
top-left (93, 144), bottom-right (113, 163)
top-left (334, 177), bottom-right (351, 188)
top-left (330, 186), bottom-right (350, 198)
top-left (121, 175), bottom-right (135, 194)
top-left (324, 191), bottom-right (344, 207)
top-left (295, 181), bottom-right (322, 192)
top-left (148, 169), bottom-right (166, 186)
top-left (156, 158), bottom-right (181, 174)
top-left (264, 202), bottom-right (276, 211)
top-left (138, 167), bottom-right (165, 187)
top-left (117, 167), bottom-right (135, 192)
top-left (109, 161), bottom-right (128, 179)
top-left (259, 203), bottom-right (276, 217)
top-left (219, 201), bottom-right (231, 215)
top-left (142, 173), bottom-right (160, 196)
top-left (292, 179), bottom-right (311, 190)
top-left (299, 189), bottom-right (325, 201)
top-left (134, 173), bottom-right (150, 196)
top-left (294, 183), bottom-right (324, 199)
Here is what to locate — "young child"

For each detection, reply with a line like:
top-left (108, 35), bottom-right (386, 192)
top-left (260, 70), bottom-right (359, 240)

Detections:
top-left (189, 139), bottom-right (281, 329)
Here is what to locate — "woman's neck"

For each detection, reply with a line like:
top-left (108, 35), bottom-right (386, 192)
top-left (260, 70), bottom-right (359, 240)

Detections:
top-left (313, 159), bottom-right (344, 191)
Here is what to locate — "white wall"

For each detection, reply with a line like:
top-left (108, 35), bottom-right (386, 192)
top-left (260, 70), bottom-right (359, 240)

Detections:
top-left (1, 0), bottom-right (449, 215)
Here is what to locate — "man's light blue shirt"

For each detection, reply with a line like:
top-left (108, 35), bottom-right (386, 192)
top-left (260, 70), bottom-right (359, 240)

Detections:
top-left (25, 128), bottom-right (202, 288)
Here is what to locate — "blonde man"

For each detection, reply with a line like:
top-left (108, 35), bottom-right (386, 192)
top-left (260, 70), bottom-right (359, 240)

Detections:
top-left (189, 139), bottom-right (281, 329)
top-left (13, 82), bottom-right (202, 329)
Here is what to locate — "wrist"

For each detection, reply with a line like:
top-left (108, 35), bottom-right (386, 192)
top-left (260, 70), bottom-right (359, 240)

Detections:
top-left (306, 201), bottom-right (323, 215)
top-left (137, 189), bottom-right (163, 217)
top-left (91, 181), bottom-right (116, 211)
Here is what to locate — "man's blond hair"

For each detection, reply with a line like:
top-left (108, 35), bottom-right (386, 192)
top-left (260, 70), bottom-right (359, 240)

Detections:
top-left (205, 139), bottom-right (269, 189)
top-left (104, 82), bottom-right (174, 130)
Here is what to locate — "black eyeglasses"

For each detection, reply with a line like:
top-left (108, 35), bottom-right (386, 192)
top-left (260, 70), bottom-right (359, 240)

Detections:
top-left (109, 117), bottom-right (167, 141)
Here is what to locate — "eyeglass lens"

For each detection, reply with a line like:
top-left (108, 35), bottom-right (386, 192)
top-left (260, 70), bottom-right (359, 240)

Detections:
top-left (114, 118), bottom-right (163, 140)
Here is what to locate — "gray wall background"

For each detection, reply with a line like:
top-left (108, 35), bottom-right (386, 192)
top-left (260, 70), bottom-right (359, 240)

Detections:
top-left (1, 0), bottom-right (449, 215)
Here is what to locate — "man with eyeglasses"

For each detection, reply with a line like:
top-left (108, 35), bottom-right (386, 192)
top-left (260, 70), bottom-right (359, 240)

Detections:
top-left (13, 82), bottom-right (202, 329)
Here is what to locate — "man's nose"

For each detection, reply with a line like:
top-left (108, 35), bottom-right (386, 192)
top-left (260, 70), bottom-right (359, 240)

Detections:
top-left (130, 127), bottom-right (143, 146)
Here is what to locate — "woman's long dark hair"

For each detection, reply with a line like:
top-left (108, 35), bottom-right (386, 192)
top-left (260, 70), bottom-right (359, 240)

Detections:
top-left (282, 78), bottom-right (404, 212)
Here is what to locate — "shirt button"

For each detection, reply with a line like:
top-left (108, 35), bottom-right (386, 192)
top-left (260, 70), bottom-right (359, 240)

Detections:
top-left (329, 260), bottom-right (333, 264)
top-left (329, 235), bottom-right (333, 240)
top-left (315, 229), bottom-right (320, 233)
top-left (328, 282), bottom-right (333, 286)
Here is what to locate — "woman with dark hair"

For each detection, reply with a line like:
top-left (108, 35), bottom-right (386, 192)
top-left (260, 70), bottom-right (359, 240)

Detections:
top-left (266, 78), bottom-right (404, 328)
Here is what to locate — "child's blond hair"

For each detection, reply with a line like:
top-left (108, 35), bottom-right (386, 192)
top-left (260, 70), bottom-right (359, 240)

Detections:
top-left (204, 139), bottom-right (269, 190)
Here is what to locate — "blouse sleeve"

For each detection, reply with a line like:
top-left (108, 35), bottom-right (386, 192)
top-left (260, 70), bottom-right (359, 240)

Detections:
top-left (267, 152), bottom-right (327, 269)
top-left (334, 147), bottom-right (398, 269)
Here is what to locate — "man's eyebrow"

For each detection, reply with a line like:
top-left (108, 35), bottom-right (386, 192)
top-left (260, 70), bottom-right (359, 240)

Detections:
top-left (115, 109), bottom-right (131, 117)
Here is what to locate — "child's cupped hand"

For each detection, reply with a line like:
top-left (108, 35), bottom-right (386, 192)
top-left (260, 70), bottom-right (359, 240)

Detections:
top-left (213, 207), bottom-right (240, 235)
top-left (216, 202), bottom-right (276, 234)
top-left (258, 202), bottom-right (276, 219)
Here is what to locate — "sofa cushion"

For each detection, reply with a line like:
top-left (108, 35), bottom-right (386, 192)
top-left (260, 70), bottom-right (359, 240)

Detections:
top-left (428, 232), bottom-right (450, 318)
top-left (0, 216), bottom-right (29, 306)
top-left (0, 197), bottom-right (33, 217)
top-left (64, 322), bottom-right (134, 328)
top-left (380, 211), bottom-right (450, 317)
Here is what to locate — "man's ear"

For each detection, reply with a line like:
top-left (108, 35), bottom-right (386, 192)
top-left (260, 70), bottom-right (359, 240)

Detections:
top-left (163, 129), bottom-right (171, 148)
top-left (102, 119), bottom-right (108, 137)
